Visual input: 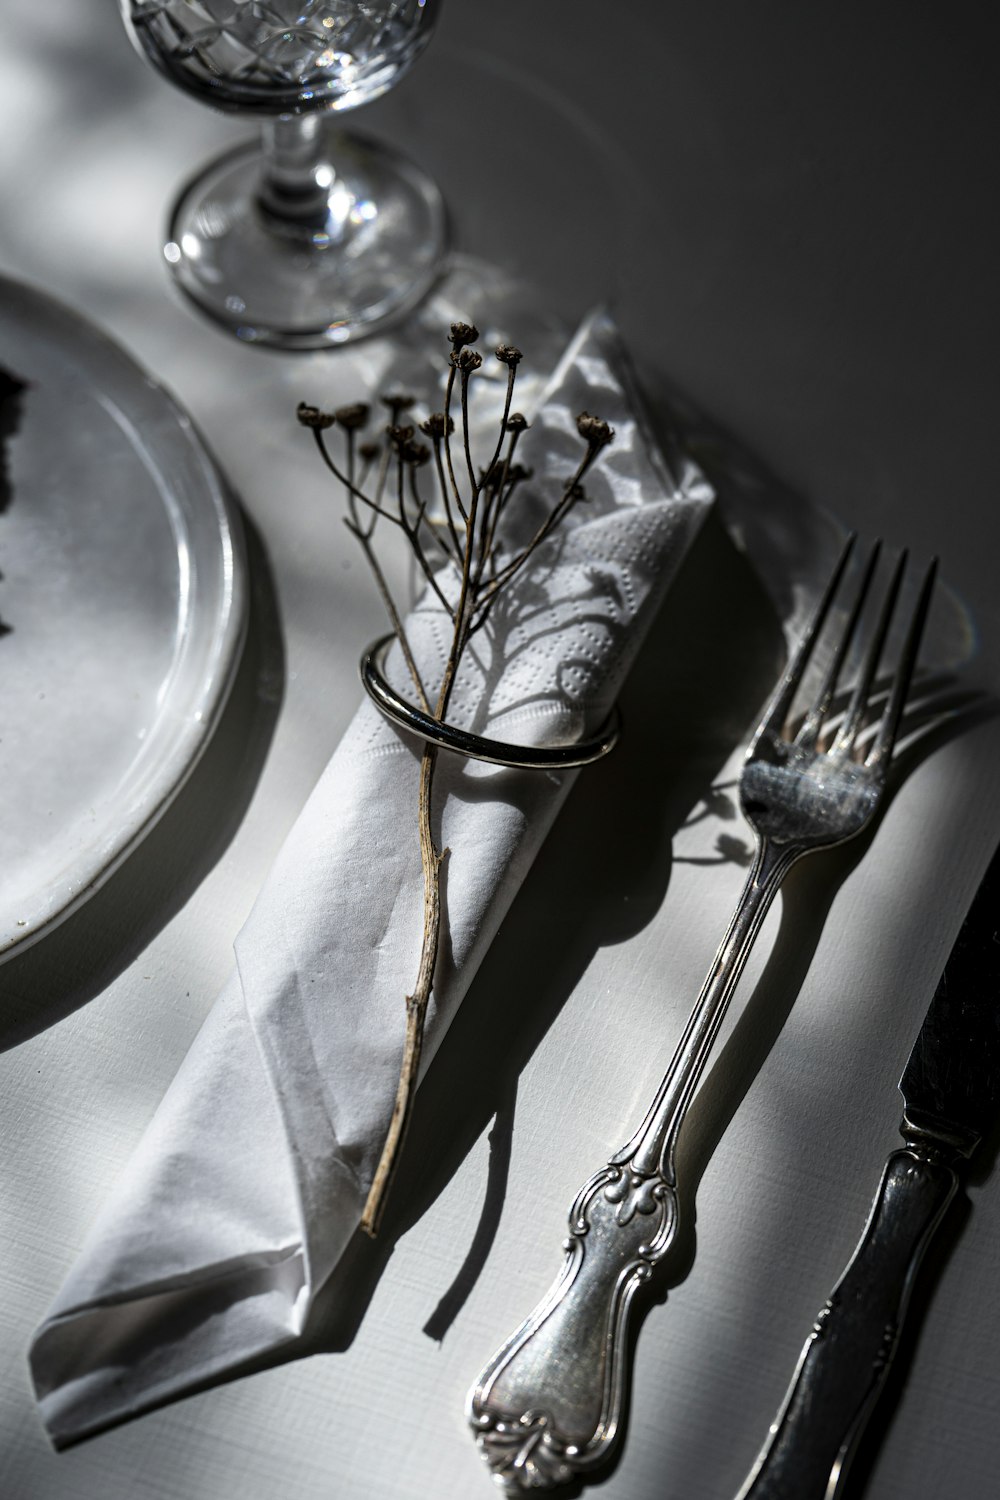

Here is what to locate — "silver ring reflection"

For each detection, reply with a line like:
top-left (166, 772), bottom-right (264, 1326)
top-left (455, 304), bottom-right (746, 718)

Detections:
top-left (359, 634), bottom-right (621, 769)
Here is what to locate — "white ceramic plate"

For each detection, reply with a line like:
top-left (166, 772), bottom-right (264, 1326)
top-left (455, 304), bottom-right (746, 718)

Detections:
top-left (0, 275), bottom-right (246, 958)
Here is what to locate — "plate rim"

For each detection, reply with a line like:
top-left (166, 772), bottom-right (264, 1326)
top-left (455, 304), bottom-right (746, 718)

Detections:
top-left (0, 272), bottom-right (249, 960)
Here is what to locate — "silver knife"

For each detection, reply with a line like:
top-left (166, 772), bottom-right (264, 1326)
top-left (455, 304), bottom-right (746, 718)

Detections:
top-left (735, 838), bottom-right (1000, 1500)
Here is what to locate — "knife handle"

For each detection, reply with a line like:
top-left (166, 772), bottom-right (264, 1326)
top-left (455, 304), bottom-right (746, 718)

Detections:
top-left (735, 1147), bottom-right (958, 1500)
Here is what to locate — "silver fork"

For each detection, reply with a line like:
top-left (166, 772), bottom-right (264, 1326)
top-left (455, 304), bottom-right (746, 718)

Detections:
top-left (467, 536), bottom-right (938, 1492)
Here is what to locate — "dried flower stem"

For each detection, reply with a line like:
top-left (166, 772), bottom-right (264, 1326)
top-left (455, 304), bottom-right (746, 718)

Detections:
top-left (297, 333), bottom-right (615, 1237)
top-left (359, 738), bottom-right (442, 1235)
top-left (360, 465), bottom-right (474, 1236)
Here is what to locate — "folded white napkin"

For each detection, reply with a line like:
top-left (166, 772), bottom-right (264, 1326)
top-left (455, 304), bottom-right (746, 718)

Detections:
top-left (29, 310), bottom-right (713, 1446)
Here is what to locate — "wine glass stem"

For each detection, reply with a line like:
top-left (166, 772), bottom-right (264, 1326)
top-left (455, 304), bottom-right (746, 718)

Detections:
top-left (257, 114), bottom-right (335, 227)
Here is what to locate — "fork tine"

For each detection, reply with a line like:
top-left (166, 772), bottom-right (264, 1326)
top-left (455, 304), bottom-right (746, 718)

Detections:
top-left (832, 547), bottom-right (908, 758)
top-left (795, 539), bottom-right (881, 750)
top-left (757, 533), bottom-right (856, 739)
top-left (864, 556), bottom-right (938, 771)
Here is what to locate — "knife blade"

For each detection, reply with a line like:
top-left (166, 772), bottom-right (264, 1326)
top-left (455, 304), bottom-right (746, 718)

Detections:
top-left (734, 838), bottom-right (1000, 1500)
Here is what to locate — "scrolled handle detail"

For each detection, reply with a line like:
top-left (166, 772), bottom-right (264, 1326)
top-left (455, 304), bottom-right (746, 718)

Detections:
top-left (467, 1163), bottom-right (677, 1490)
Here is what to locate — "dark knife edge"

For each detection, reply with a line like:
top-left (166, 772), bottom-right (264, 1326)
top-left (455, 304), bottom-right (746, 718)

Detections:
top-left (733, 840), bottom-right (1000, 1500)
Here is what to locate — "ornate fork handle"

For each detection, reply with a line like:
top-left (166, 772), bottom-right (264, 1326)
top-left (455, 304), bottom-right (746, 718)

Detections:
top-left (467, 837), bottom-right (800, 1491)
top-left (468, 539), bottom-right (936, 1492)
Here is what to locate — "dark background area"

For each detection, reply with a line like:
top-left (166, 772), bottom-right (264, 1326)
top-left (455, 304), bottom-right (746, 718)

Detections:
top-left (372, 2), bottom-right (1000, 680)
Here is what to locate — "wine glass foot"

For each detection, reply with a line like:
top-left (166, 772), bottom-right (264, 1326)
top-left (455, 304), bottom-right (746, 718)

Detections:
top-left (164, 130), bottom-right (447, 349)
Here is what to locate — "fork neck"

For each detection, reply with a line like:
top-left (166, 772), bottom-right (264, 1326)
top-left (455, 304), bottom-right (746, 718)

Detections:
top-left (614, 837), bottom-right (802, 1183)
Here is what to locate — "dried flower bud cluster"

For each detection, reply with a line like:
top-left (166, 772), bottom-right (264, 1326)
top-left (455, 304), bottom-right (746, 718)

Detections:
top-left (495, 343), bottom-right (522, 368)
top-left (419, 412), bottom-right (455, 440)
top-left (576, 411), bottom-right (615, 449)
top-left (335, 402), bottom-right (369, 430)
top-left (296, 401), bottom-right (336, 430)
top-left (450, 347), bottom-right (483, 373)
top-left (449, 321), bottom-right (479, 350)
top-left (505, 412), bottom-right (529, 434)
top-left (403, 440), bottom-right (430, 467)
top-left (385, 422), bottom-right (429, 467)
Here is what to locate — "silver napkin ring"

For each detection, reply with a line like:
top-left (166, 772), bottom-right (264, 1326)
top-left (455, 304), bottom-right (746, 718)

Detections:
top-left (359, 634), bottom-right (621, 769)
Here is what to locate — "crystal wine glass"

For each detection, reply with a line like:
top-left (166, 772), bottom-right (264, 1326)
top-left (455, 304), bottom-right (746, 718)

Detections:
top-left (121, 1), bottom-right (445, 348)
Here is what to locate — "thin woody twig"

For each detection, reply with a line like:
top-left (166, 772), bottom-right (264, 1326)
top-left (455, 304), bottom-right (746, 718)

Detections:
top-left (360, 738), bottom-right (443, 1235)
top-left (342, 518), bottom-right (430, 713)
